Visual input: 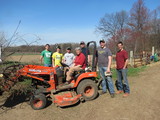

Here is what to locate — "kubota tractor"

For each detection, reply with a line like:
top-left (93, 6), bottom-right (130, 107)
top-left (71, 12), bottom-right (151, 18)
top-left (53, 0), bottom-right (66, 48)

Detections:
top-left (1, 41), bottom-right (99, 110)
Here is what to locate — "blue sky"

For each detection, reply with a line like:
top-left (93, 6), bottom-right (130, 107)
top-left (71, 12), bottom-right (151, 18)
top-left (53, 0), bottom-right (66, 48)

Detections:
top-left (0, 0), bottom-right (159, 45)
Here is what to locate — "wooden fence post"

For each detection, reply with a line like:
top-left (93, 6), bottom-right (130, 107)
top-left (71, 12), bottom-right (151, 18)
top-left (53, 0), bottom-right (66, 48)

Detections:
top-left (152, 46), bottom-right (155, 56)
top-left (130, 51), bottom-right (133, 66)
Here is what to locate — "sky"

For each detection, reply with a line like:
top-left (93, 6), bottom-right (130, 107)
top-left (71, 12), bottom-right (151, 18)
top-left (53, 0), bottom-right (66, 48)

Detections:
top-left (0, 0), bottom-right (159, 45)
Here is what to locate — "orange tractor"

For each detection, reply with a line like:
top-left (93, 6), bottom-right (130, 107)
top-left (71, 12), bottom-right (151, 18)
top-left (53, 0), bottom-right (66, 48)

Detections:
top-left (1, 41), bottom-right (99, 110)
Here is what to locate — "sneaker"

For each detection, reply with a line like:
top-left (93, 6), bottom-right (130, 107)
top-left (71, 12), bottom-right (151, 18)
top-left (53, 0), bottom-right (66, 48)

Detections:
top-left (110, 93), bottom-right (115, 98)
top-left (116, 90), bottom-right (123, 94)
top-left (99, 91), bottom-right (107, 95)
top-left (123, 93), bottom-right (129, 97)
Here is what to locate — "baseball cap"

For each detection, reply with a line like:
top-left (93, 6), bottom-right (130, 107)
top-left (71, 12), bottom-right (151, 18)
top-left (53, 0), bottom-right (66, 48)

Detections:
top-left (56, 46), bottom-right (61, 49)
top-left (99, 39), bottom-right (105, 43)
top-left (67, 47), bottom-right (71, 50)
top-left (80, 41), bottom-right (85, 45)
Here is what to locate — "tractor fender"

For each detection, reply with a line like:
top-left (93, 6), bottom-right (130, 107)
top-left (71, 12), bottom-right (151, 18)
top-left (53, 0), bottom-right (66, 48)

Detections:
top-left (74, 72), bottom-right (97, 87)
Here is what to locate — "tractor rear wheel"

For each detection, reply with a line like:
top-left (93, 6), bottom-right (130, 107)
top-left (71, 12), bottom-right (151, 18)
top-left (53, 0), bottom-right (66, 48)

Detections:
top-left (77, 79), bottom-right (98, 101)
top-left (30, 93), bottom-right (46, 110)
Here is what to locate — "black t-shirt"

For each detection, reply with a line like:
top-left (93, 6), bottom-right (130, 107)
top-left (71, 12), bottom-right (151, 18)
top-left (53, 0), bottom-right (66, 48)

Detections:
top-left (81, 47), bottom-right (90, 56)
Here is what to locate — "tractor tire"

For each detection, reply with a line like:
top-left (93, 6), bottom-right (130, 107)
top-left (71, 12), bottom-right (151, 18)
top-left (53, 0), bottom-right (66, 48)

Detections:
top-left (30, 93), bottom-right (46, 110)
top-left (77, 79), bottom-right (98, 101)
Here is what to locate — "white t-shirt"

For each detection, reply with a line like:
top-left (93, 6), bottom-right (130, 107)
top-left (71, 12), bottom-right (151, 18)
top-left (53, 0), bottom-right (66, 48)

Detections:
top-left (64, 53), bottom-right (75, 66)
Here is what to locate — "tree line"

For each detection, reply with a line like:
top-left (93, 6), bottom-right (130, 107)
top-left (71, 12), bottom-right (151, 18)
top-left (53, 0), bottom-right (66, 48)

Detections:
top-left (4, 43), bottom-right (80, 54)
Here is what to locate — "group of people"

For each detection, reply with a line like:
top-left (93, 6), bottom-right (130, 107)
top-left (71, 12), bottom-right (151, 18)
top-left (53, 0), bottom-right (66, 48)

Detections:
top-left (40, 41), bottom-right (89, 84)
top-left (97, 40), bottom-right (130, 98)
top-left (40, 40), bottom-right (130, 98)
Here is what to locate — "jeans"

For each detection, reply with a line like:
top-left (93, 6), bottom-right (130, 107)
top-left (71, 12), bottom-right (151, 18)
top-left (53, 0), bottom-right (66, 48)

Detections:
top-left (116, 69), bottom-right (130, 93)
top-left (99, 67), bottom-right (115, 94)
top-left (44, 64), bottom-right (52, 67)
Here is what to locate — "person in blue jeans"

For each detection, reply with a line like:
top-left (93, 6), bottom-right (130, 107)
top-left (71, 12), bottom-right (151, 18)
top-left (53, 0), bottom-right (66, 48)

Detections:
top-left (97, 40), bottom-right (115, 98)
top-left (116, 41), bottom-right (130, 97)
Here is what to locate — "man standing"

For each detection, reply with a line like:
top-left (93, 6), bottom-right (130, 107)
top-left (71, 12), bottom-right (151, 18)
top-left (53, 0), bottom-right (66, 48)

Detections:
top-left (52, 46), bottom-right (63, 67)
top-left (80, 41), bottom-right (91, 65)
top-left (66, 47), bottom-right (86, 84)
top-left (116, 41), bottom-right (130, 97)
top-left (63, 47), bottom-right (75, 67)
top-left (40, 44), bottom-right (52, 67)
top-left (97, 40), bottom-right (115, 98)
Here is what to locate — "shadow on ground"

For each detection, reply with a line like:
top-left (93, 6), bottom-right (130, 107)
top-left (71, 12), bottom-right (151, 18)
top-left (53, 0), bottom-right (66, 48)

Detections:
top-left (2, 93), bottom-right (29, 108)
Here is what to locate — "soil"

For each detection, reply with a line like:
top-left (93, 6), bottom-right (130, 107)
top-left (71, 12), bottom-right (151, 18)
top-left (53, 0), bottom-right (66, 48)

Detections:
top-left (0, 62), bottom-right (160, 120)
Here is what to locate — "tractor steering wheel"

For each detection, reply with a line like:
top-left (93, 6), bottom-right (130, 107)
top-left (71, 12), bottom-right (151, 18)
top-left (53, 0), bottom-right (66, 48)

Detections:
top-left (60, 62), bottom-right (69, 68)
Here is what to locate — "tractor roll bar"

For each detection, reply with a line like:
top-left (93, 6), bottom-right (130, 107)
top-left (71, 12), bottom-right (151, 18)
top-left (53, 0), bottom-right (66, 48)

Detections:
top-left (86, 41), bottom-right (97, 72)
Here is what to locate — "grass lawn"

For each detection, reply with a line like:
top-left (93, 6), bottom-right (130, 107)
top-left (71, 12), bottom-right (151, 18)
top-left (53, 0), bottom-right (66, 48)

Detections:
top-left (111, 66), bottom-right (147, 80)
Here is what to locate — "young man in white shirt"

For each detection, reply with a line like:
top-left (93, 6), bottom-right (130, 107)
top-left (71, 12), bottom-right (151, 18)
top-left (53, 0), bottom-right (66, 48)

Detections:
top-left (63, 47), bottom-right (75, 67)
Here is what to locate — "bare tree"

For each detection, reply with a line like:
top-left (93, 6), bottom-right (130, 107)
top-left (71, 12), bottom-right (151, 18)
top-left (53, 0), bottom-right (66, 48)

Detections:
top-left (0, 32), bottom-right (6, 62)
top-left (0, 20), bottom-right (42, 62)
top-left (149, 6), bottom-right (160, 50)
top-left (0, 32), bottom-right (7, 46)
top-left (129, 0), bottom-right (150, 53)
top-left (96, 10), bottom-right (129, 52)
top-left (0, 21), bottom-right (21, 61)
top-left (116, 10), bottom-right (129, 42)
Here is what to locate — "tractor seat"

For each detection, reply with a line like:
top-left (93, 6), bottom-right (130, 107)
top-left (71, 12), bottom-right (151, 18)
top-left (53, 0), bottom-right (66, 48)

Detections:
top-left (79, 69), bottom-right (85, 73)
top-left (73, 69), bottom-right (85, 80)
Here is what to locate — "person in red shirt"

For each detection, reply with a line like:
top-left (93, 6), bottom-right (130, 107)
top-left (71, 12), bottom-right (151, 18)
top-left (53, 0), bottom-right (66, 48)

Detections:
top-left (66, 47), bottom-right (86, 83)
top-left (116, 41), bottom-right (130, 97)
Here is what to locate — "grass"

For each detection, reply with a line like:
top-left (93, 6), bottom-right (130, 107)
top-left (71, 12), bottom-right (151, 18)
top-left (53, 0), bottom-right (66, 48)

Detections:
top-left (111, 65), bottom-right (147, 80)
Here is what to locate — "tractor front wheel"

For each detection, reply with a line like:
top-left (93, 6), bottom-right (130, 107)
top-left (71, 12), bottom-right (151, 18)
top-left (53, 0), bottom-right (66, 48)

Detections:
top-left (77, 79), bottom-right (98, 101)
top-left (30, 93), bottom-right (46, 110)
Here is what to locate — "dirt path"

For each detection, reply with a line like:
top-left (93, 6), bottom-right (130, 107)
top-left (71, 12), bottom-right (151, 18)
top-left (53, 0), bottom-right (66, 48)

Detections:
top-left (1, 62), bottom-right (160, 120)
